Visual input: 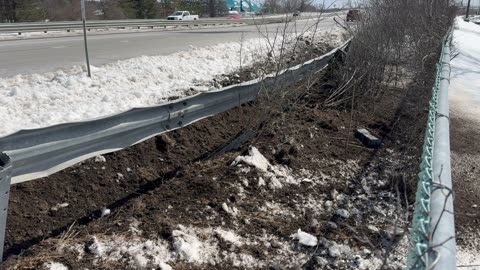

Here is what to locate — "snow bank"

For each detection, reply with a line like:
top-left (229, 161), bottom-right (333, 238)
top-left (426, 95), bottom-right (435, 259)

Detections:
top-left (0, 27), bottom-right (344, 138)
top-left (450, 18), bottom-right (480, 121)
top-left (0, 39), bottom-right (266, 137)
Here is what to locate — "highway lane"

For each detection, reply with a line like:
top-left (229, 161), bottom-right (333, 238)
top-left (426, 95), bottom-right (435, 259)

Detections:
top-left (0, 17), bottom-right (336, 77)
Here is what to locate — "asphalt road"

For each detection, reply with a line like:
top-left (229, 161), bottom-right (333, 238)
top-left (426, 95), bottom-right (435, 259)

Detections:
top-left (0, 17), bottom-right (336, 77)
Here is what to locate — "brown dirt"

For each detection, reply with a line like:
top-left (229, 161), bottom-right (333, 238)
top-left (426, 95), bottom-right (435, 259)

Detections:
top-left (450, 111), bottom-right (480, 244)
top-left (1, 51), bottom-right (436, 270)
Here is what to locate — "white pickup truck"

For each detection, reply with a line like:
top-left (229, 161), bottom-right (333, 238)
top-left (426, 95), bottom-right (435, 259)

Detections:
top-left (167, 11), bottom-right (199, 20)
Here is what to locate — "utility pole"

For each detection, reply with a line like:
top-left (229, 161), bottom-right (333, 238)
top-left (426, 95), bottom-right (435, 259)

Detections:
top-left (466, 0), bottom-right (471, 18)
top-left (81, 0), bottom-right (91, 77)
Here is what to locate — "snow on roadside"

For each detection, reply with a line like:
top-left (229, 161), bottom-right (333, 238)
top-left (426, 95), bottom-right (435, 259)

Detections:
top-left (450, 20), bottom-right (480, 270)
top-left (0, 27), bottom-right (344, 138)
top-left (450, 18), bottom-right (480, 121)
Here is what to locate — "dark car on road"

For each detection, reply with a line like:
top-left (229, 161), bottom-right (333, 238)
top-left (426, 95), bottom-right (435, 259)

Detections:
top-left (346, 9), bottom-right (361, 21)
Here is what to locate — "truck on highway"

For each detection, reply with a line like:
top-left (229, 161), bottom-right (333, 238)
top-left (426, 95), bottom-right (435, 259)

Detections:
top-left (167, 11), bottom-right (199, 20)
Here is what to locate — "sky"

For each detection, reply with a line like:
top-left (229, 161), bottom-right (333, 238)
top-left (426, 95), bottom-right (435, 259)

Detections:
top-left (456, 0), bottom-right (480, 7)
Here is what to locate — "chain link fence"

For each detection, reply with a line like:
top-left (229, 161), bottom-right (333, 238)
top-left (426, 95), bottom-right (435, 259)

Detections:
top-left (406, 29), bottom-right (455, 270)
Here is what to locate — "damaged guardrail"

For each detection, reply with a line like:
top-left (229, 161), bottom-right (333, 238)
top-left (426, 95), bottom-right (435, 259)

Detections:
top-left (0, 154), bottom-right (11, 261)
top-left (0, 40), bottom-right (350, 260)
top-left (406, 30), bottom-right (455, 270)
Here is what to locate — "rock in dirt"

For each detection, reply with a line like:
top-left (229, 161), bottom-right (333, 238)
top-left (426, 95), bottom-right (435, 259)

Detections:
top-left (327, 221), bottom-right (338, 230)
top-left (328, 245), bottom-right (341, 258)
top-left (315, 256), bottom-right (329, 267)
top-left (355, 128), bottom-right (382, 148)
top-left (50, 202), bottom-right (69, 211)
top-left (270, 264), bottom-right (287, 270)
top-left (335, 208), bottom-right (350, 219)
top-left (384, 225), bottom-right (405, 240)
top-left (94, 155), bottom-right (106, 163)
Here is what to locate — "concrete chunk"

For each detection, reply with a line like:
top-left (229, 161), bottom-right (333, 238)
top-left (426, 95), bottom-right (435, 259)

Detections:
top-left (355, 128), bottom-right (381, 148)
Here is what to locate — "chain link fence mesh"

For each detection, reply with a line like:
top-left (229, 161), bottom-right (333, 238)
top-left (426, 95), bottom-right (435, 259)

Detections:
top-left (406, 29), bottom-right (452, 270)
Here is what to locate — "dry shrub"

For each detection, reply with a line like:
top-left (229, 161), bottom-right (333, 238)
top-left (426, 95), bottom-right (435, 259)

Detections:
top-left (324, 0), bottom-right (456, 108)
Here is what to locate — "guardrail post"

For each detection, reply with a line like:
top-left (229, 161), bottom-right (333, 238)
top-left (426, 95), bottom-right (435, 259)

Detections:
top-left (428, 35), bottom-right (456, 270)
top-left (0, 153), bottom-right (12, 262)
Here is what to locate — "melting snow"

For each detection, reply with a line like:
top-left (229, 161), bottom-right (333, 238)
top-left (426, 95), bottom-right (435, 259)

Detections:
top-left (450, 18), bottom-right (480, 121)
top-left (291, 229), bottom-right (318, 247)
top-left (0, 28), bottom-right (345, 137)
top-left (43, 262), bottom-right (69, 270)
top-left (233, 146), bottom-right (304, 189)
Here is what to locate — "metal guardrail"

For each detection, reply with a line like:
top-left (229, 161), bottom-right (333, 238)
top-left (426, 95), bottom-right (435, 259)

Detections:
top-left (0, 19), bottom-right (248, 34)
top-left (406, 30), bottom-right (455, 270)
top-left (0, 13), bottom-right (337, 34)
top-left (0, 40), bottom-right (349, 260)
top-left (0, 154), bottom-right (11, 260)
top-left (0, 16), bottom-right (302, 34)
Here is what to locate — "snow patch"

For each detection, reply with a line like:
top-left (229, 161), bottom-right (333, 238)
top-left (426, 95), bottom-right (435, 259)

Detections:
top-left (233, 146), bottom-right (304, 189)
top-left (232, 146), bottom-right (270, 172)
top-left (43, 262), bottom-right (69, 270)
top-left (291, 229), bottom-right (318, 247)
top-left (51, 202), bottom-right (69, 211)
top-left (215, 228), bottom-right (243, 246)
top-left (450, 18), bottom-right (480, 121)
top-left (172, 228), bottom-right (209, 263)
top-left (221, 202), bottom-right (239, 216)
top-left (100, 207), bottom-right (111, 217)
top-left (159, 262), bottom-right (173, 270)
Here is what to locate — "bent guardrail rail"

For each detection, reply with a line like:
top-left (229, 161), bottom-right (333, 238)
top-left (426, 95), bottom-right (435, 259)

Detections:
top-left (0, 42), bottom-right (347, 184)
top-left (0, 154), bottom-right (12, 261)
top-left (406, 30), bottom-right (455, 270)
